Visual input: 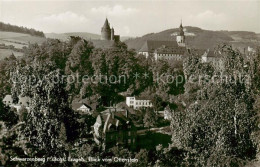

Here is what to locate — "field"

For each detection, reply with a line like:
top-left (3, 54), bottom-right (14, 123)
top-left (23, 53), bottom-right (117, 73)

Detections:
top-left (0, 31), bottom-right (46, 59)
top-left (0, 49), bottom-right (23, 60)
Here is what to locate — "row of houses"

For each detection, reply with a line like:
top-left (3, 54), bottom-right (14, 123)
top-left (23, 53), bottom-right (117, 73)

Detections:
top-left (2, 94), bottom-right (171, 150)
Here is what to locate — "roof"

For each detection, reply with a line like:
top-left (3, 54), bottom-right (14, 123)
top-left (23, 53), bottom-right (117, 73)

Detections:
top-left (102, 112), bottom-right (129, 133)
top-left (71, 102), bottom-right (92, 111)
top-left (139, 40), bottom-right (178, 52)
top-left (202, 49), bottom-right (217, 58)
top-left (102, 18), bottom-right (110, 30)
top-left (155, 45), bottom-right (186, 54)
top-left (98, 109), bottom-right (131, 133)
top-left (135, 96), bottom-right (152, 100)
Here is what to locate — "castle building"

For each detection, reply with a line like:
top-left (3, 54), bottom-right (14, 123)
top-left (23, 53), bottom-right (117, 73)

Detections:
top-left (138, 21), bottom-right (187, 60)
top-left (101, 18), bottom-right (120, 42)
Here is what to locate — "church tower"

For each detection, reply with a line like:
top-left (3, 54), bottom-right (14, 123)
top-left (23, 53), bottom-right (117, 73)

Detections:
top-left (101, 18), bottom-right (111, 40)
top-left (176, 20), bottom-right (185, 47)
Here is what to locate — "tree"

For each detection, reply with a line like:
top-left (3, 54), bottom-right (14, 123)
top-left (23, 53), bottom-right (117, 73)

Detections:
top-left (0, 99), bottom-right (18, 129)
top-left (143, 107), bottom-right (157, 129)
top-left (171, 45), bottom-right (258, 166)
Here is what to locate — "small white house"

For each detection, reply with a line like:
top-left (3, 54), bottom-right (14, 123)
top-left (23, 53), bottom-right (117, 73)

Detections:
top-left (72, 102), bottom-right (92, 115)
top-left (126, 97), bottom-right (152, 109)
top-left (2, 94), bottom-right (30, 112)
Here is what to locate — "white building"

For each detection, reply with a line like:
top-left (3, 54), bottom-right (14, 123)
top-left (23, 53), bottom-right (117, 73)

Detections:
top-left (154, 45), bottom-right (186, 61)
top-left (126, 97), bottom-right (152, 109)
top-left (2, 94), bottom-right (30, 112)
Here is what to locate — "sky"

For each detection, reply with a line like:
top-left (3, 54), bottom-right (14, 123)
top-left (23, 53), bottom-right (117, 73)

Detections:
top-left (0, 0), bottom-right (259, 37)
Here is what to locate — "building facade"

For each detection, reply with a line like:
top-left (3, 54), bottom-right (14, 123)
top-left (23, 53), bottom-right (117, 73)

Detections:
top-left (126, 97), bottom-right (153, 109)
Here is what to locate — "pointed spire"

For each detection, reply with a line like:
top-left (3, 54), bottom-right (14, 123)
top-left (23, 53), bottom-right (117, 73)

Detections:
top-left (103, 17), bottom-right (110, 29)
top-left (180, 19), bottom-right (183, 28)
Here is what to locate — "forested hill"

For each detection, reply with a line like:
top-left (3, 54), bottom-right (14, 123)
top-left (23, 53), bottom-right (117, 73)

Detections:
top-left (0, 22), bottom-right (45, 37)
top-left (125, 26), bottom-right (260, 51)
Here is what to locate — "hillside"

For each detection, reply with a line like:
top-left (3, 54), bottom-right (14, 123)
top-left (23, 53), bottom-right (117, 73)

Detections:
top-left (45, 32), bottom-right (131, 41)
top-left (45, 32), bottom-right (100, 41)
top-left (125, 26), bottom-right (260, 51)
top-left (0, 31), bottom-right (46, 59)
top-left (0, 22), bottom-right (45, 37)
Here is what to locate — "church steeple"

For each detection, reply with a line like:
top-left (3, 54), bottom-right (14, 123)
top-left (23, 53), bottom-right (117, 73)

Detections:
top-left (176, 19), bottom-right (185, 47)
top-left (179, 20), bottom-right (184, 36)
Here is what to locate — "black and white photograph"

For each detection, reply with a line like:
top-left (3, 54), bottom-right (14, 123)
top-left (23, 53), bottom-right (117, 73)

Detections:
top-left (0, 0), bottom-right (260, 166)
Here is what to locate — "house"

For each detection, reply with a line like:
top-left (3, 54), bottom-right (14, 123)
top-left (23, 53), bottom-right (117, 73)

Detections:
top-left (72, 102), bottom-right (92, 115)
top-left (93, 109), bottom-right (137, 150)
top-left (201, 49), bottom-right (223, 68)
top-left (139, 40), bottom-right (180, 58)
top-left (2, 95), bottom-right (30, 112)
top-left (126, 97), bottom-right (152, 110)
top-left (157, 106), bottom-right (172, 120)
top-left (3, 95), bottom-right (13, 106)
top-left (154, 45), bottom-right (186, 61)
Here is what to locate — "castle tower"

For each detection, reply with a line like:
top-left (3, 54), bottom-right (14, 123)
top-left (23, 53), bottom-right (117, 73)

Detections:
top-left (176, 20), bottom-right (185, 47)
top-left (111, 27), bottom-right (114, 40)
top-left (101, 18), bottom-right (111, 40)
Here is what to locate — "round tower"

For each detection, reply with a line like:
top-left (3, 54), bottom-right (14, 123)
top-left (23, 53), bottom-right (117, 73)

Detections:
top-left (101, 18), bottom-right (111, 40)
top-left (111, 27), bottom-right (114, 40)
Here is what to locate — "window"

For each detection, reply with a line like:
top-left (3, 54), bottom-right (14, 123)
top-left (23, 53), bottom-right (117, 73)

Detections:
top-left (128, 139), bottom-right (131, 144)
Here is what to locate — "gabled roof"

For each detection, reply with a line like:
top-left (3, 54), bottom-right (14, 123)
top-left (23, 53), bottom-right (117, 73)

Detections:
top-left (139, 40), bottom-right (178, 52)
top-left (72, 102), bottom-right (92, 111)
top-left (99, 110), bottom-right (131, 133)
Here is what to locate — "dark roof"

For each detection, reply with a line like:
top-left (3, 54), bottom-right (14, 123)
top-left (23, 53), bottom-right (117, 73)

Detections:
top-left (135, 96), bottom-right (152, 100)
top-left (155, 45), bottom-right (186, 54)
top-left (102, 18), bottom-right (110, 30)
top-left (101, 110), bottom-right (130, 133)
top-left (139, 40), bottom-right (178, 52)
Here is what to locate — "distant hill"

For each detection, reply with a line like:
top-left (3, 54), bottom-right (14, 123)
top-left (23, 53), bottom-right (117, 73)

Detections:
top-left (0, 31), bottom-right (46, 49)
top-left (125, 26), bottom-right (260, 51)
top-left (45, 32), bottom-right (132, 41)
top-left (0, 22), bottom-right (45, 37)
